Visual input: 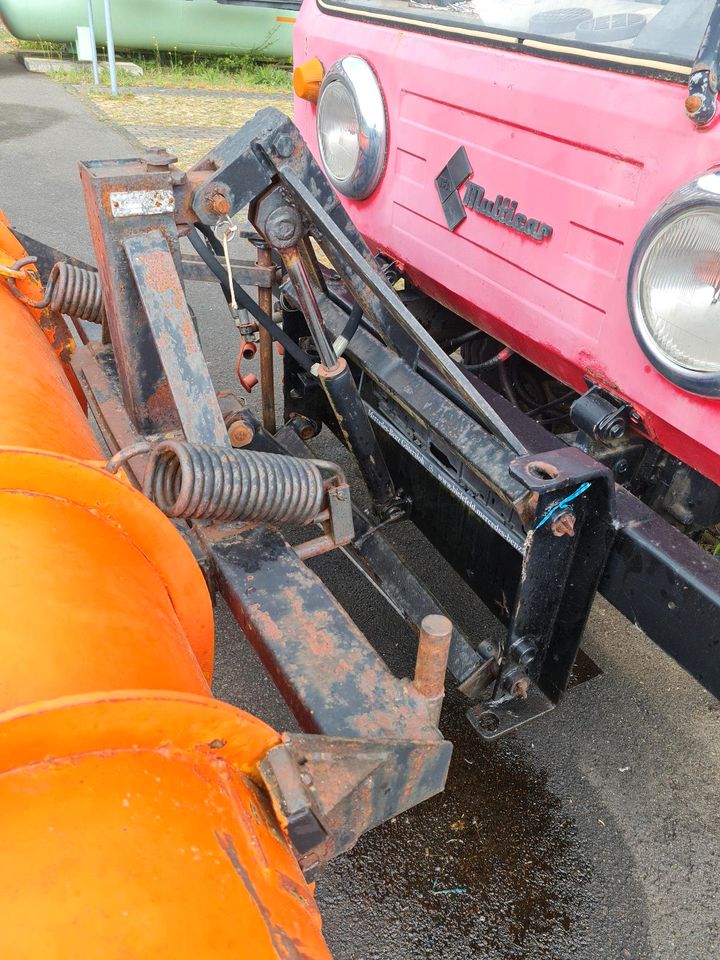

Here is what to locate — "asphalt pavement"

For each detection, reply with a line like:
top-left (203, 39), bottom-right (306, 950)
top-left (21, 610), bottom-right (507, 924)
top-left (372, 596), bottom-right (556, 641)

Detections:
top-left (0, 53), bottom-right (717, 960)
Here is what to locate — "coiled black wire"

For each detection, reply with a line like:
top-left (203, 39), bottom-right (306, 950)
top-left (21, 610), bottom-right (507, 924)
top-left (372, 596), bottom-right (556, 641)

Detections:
top-left (111, 439), bottom-right (328, 524)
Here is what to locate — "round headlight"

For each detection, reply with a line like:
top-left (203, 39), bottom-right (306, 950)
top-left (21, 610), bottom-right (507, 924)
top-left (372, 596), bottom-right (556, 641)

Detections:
top-left (629, 174), bottom-right (720, 396)
top-left (316, 56), bottom-right (387, 200)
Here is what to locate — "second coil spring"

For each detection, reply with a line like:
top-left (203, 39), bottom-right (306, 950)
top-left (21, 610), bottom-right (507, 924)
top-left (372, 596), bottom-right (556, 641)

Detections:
top-left (142, 439), bottom-right (326, 525)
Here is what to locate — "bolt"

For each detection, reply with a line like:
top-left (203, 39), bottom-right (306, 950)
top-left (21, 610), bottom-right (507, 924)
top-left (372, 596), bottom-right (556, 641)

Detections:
top-left (290, 415), bottom-right (318, 441)
top-left (300, 771), bottom-right (313, 786)
top-left (265, 205), bottom-right (301, 246)
top-left (615, 458), bottom-right (628, 476)
top-left (550, 510), bottom-right (576, 538)
top-left (274, 134), bottom-right (294, 159)
top-left (228, 419), bottom-right (254, 448)
top-left (686, 94), bottom-right (703, 117)
top-left (510, 635), bottom-right (537, 668)
top-left (206, 189), bottom-right (231, 217)
top-left (143, 146), bottom-right (177, 170)
top-left (511, 676), bottom-right (530, 699)
top-left (476, 711), bottom-right (500, 733)
top-left (607, 420), bottom-right (625, 439)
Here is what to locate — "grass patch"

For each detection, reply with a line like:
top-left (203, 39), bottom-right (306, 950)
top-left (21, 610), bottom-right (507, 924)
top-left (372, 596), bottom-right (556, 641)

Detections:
top-left (0, 26), bottom-right (68, 57)
top-left (52, 47), bottom-right (292, 93)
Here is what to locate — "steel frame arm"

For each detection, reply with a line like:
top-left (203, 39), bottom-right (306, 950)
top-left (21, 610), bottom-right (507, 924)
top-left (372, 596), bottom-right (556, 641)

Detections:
top-left (187, 108), bottom-right (527, 454)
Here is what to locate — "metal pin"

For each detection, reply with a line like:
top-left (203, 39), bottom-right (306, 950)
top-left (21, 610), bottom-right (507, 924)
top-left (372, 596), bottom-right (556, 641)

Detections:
top-left (413, 614), bottom-right (453, 726)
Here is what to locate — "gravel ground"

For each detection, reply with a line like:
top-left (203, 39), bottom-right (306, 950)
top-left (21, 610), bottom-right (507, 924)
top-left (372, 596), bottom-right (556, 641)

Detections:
top-left (1, 53), bottom-right (718, 960)
top-left (74, 84), bottom-right (293, 167)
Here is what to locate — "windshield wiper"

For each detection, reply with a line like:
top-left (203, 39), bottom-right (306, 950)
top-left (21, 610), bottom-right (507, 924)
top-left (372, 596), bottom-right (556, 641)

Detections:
top-left (687, 2), bottom-right (720, 125)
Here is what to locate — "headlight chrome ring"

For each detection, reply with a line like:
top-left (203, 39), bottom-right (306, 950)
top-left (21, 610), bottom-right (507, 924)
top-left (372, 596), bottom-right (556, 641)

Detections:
top-left (316, 56), bottom-right (387, 200)
top-left (628, 172), bottom-right (720, 397)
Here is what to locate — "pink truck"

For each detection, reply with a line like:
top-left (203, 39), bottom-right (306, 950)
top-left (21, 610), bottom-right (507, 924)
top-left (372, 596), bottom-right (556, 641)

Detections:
top-left (280, 0), bottom-right (720, 727)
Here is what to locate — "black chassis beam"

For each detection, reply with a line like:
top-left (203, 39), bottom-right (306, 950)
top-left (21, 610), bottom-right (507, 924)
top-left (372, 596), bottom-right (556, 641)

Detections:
top-left (325, 308), bottom-right (720, 702)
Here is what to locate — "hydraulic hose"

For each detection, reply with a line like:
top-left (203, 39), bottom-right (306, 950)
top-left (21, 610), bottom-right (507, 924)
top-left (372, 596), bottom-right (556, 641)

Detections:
top-left (189, 226), bottom-right (314, 371)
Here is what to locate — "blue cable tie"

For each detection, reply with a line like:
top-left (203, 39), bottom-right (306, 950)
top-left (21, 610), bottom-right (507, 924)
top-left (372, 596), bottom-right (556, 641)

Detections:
top-left (535, 481), bottom-right (591, 530)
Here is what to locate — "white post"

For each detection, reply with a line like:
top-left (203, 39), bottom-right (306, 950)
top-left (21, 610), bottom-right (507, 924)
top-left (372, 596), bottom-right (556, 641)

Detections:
top-left (86, 0), bottom-right (99, 86)
top-left (101, 0), bottom-right (118, 96)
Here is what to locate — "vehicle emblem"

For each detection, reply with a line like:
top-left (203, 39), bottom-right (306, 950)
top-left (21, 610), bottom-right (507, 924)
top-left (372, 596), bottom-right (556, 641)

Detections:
top-left (435, 146), bottom-right (553, 243)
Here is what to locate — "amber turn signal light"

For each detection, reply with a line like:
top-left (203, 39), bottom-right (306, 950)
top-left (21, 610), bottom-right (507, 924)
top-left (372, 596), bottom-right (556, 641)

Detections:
top-left (293, 58), bottom-right (324, 103)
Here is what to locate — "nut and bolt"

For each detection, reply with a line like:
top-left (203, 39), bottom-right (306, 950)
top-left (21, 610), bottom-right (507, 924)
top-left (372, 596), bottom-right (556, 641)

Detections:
top-left (228, 419), bottom-right (254, 448)
top-left (509, 635), bottom-right (538, 668)
top-left (143, 146), bottom-right (177, 170)
top-left (206, 189), bottom-right (231, 217)
top-left (615, 458), bottom-right (629, 476)
top-left (274, 134), bottom-right (295, 159)
top-left (265, 206), bottom-right (301, 246)
top-left (510, 676), bottom-right (530, 699)
top-left (685, 94), bottom-right (703, 117)
top-left (500, 664), bottom-right (530, 700)
top-left (550, 510), bottom-right (576, 538)
top-left (289, 415), bottom-right (318, 441)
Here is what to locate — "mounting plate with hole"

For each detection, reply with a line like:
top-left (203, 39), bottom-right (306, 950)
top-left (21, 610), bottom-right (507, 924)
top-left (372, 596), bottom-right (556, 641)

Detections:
top-left (466, 686), bottom-right (556, 740)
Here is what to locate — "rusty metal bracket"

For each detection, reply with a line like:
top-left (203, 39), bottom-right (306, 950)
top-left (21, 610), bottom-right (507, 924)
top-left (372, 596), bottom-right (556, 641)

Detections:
top-left (259, 733), bottom-right (451, 875)
top-left (124, 230), bottom-right (229, 447)
top-left (196, 521), bottom-right (452, 871)
top-left (80, 157), bottom-right (183, 435)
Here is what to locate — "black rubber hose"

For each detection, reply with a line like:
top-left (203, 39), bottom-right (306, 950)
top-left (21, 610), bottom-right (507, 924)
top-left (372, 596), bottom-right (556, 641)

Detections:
top-left (188, 227), bottom-right (314, 371)
top-left (498, 356), bottom-right (518, 406)
top-left (338, 301), bottom-right (363, 347)
top-left (325, 286), bottom-right (352, 316)
top-left (195, 221), bottom-right (224, 256)
top-left (442, 328), bottom-right (483, 350)
top-left (465, 347), bottom-right (513, 373)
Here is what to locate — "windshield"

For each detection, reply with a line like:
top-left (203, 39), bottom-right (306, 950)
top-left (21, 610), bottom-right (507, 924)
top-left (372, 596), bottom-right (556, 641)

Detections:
top-left (323, 0), bottom-right (714, 68)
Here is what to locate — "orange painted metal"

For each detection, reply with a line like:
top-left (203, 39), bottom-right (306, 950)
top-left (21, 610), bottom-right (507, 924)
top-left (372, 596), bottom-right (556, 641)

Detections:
top-left (0, 225), bottom-right (332, 959)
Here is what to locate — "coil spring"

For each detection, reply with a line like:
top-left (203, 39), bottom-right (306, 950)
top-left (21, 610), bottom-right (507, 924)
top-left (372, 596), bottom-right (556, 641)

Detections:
top-left (47, 262), bottom-right (104, 323)
top-left (7, 259), bottom-right (103, 323)
top-left (139, 439), bottom-right (327, 524)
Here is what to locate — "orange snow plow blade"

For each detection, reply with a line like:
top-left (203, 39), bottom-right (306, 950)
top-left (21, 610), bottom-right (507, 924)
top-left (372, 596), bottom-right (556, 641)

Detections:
top-left (0, 218), bottom-right (331, 959)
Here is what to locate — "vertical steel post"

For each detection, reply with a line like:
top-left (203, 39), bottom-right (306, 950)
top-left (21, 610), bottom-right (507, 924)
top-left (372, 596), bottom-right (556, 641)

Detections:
top-left (101, 0), bottom-right (118, 96)
top-left (256, 244), bottom-right (277, 434)
top-left (413, 614), bottom-right (452, 725)
top-left (86, 0), bottom-right (100, 86)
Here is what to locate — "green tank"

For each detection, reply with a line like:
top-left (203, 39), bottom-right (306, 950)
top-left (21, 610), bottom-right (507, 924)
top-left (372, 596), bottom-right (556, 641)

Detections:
top-left (0, 0), bottom-right (296, 60)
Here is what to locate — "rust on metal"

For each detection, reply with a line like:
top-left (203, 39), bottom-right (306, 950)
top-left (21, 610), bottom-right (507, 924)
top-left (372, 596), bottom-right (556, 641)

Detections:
top-left (256, 244), bottom-right (277, 434)
top-left (207, 188), bottom-right (231, 217)
top-left (228, 419), bottom-right (255, 448)
top-left (551, 511), bottom-right (576, 538)
top-left (123, 230), bottom-right (230, 447)
top-left (413, 614), bottom-right (452, 724)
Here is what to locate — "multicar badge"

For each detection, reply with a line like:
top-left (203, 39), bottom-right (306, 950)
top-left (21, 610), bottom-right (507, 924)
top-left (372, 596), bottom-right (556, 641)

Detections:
top-left (435, 146), bottom-right (553, 242)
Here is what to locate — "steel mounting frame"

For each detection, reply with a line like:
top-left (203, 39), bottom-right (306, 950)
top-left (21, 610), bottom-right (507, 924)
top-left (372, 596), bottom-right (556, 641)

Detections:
top-left (68, 147), bottom-right (456, 874)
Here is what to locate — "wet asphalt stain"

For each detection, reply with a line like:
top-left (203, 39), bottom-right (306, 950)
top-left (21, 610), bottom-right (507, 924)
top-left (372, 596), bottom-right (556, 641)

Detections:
top-left (315, 686), bottom-right (648, 960)
top-left (297, 542), bottom-right (646, 959)
top-left (0, 103), bottom-right (67, 142)
top-left (315, 697), bottom-right (577, 958)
